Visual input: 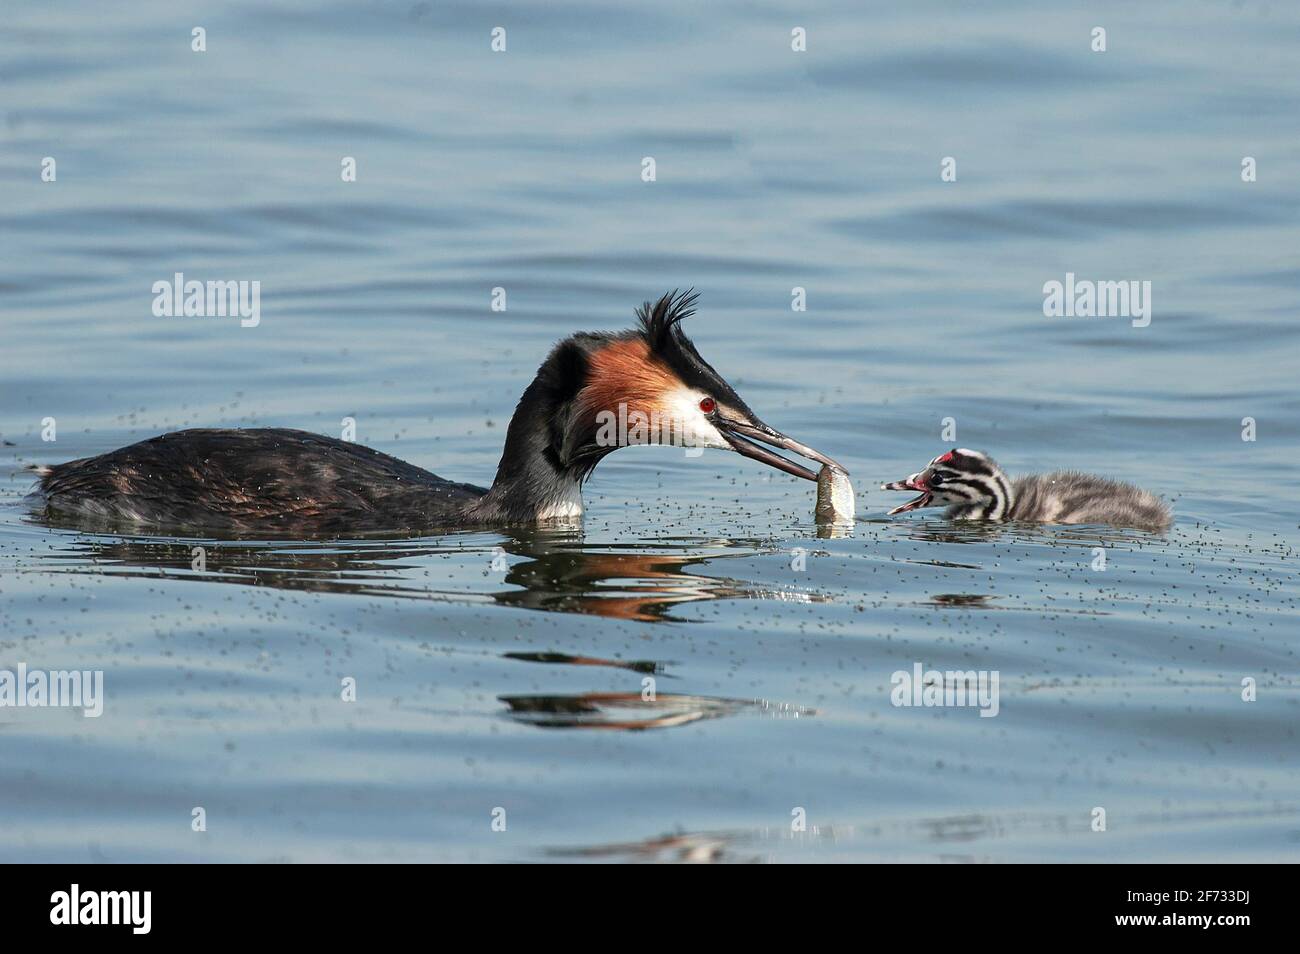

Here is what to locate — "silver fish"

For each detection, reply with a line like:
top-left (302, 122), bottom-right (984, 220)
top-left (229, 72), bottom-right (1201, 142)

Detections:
top-left (815, 464), bottom-right (855, 525)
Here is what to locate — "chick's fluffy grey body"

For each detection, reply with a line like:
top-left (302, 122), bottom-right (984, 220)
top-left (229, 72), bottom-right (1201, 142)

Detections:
top-left (951, 470), bottom-right (1171, 531)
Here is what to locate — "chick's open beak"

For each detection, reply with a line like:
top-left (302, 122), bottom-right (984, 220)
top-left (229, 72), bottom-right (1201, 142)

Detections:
top-left (881, 471), bottom-right (932, 515)
top-left (715, 418), bottom-right (846, 482)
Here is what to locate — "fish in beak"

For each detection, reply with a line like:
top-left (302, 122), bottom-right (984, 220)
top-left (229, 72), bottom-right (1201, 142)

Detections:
top-left (714, 417), bottom-right (847, 482)
top-left (881, 471), bottom-right (933, 514)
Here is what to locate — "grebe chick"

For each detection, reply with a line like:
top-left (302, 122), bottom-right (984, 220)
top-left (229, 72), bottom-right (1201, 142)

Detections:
top-left (32, 291), bottom-right (845, 536)
top-left (881, 448), bottom-right (1171, 531)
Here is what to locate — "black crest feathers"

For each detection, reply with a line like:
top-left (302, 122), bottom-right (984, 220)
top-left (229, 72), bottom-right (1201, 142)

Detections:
top-left (630, 288), bottom-right (757, 419)
top-left (636, 288), bottom-right (700, 356)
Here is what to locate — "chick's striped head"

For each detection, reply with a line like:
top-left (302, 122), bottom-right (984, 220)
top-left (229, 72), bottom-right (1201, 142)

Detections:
top-left (881, 448), bottom-right (1007, 514)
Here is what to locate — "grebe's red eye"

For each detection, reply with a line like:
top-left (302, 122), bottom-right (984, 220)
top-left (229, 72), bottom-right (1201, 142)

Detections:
top-left (699, 397), bottom-right (716, 414)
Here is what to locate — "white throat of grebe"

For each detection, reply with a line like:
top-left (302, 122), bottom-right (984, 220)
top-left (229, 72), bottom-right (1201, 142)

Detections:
top-left (881, 448), bottom-right (1013, 519)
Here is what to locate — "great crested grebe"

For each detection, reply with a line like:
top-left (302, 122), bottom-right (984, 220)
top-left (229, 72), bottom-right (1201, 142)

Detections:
top-left (882, 448), bottom-right (1171, 531)
top-left (32, 291), bottom-right (845, 535)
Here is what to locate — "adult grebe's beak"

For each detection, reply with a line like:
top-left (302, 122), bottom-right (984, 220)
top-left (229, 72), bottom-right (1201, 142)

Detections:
top-left (715, 417), bottom-right (846, 482)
